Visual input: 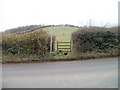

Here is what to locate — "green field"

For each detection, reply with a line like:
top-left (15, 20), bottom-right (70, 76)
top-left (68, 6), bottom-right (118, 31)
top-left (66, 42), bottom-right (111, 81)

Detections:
top-left (42, 26), bottom-right (79, 50)
top-left (43, 26), bottom-right (79, 41)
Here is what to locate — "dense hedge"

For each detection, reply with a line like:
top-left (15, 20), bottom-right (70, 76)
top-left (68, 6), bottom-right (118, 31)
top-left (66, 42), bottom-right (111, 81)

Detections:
top-left (72, 27), bottom-right (119, 53)
top-left (2, 30), bottom-right (55, 56)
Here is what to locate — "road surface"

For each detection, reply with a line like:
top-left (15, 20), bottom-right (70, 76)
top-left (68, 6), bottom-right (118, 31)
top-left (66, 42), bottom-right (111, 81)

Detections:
top-left (2, 58), bottom-right (118, 88)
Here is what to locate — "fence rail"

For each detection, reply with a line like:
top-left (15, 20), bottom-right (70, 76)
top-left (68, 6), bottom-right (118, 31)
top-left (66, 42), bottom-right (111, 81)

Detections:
top-left (57, 42), bottom-right (71, 43)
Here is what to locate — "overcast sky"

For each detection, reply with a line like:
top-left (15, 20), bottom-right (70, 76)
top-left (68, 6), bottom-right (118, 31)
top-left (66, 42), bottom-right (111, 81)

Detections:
top-left (0, 0), bottom-right (119, 31)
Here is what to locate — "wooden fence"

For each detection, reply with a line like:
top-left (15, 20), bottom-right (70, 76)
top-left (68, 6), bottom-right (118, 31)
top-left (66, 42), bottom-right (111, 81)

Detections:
top-left (57, 41), bottom-right (71, 52)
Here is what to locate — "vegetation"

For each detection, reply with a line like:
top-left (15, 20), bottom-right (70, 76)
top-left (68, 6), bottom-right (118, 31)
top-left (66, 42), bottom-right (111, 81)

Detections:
top-left (0, 32), bottom-right (2, 63)
top-left (72, 26), bottom-right (119, 56)
top-left (3, 25), bottom-right (47, 34)
top-left (43, 26), bottom-right (79, 50)
top-left (2, 29), bottom-right (55, 63)
top-left (3, 24), bottom-right (79, 35)
top-left (1, 25), bottom-right (119, 63)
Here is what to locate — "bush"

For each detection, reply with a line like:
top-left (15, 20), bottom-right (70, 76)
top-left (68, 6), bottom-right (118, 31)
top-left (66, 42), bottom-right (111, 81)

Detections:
top-left (2, 29), bottom-right (55, 56)
top-left (72, 27), bottom-right (119, 53)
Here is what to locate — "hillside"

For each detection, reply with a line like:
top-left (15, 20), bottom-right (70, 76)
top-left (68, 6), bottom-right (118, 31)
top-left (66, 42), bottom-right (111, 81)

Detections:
top-left (43, 26), bottom-right (79, 50)
top-left (3, 24), bottom-right (79, 35)
top-left (3, 25), bottom-right (48, 34)
top-left (43, 26), bottom-right (79, 41)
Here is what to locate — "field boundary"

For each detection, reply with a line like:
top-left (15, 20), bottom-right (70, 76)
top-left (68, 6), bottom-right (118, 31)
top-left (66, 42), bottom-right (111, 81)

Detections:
top-left (57, 41), bottom-right (71, 52)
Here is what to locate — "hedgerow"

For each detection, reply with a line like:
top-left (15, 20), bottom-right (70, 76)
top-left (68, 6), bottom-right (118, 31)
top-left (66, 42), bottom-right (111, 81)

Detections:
top-left (2, 30), bottom-right (55, 56)
top-left (72, 27), bottom-right (119, 55)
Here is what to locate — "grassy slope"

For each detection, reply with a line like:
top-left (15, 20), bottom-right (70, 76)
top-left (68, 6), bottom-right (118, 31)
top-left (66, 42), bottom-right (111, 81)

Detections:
top-left (43, 26), bottom-right (79, 41)
top-left (35, 26), bottom-right (79, 50)
top-left (43, 26), bottom-right (79, 50)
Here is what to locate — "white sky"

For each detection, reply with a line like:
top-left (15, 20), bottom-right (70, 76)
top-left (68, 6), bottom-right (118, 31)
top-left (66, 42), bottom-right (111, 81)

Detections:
top-left (0, 0), bottom-right (119, 31)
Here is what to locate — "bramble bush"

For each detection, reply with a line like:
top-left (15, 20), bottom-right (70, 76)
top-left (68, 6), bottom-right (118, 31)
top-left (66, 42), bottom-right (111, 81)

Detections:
top-left (2, 30), bottom-right (55, 56)
top-left (72, 27), bottom-right (119, 54)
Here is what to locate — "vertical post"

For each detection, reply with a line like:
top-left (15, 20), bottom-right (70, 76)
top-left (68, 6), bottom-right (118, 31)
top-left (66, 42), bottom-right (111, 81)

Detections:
top-left (50, 25), bottom-right (53, 53)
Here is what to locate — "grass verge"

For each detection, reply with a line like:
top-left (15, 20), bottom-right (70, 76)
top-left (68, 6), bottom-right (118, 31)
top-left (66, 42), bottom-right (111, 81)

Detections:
top-left (2, 48), bottom-right (119, 64)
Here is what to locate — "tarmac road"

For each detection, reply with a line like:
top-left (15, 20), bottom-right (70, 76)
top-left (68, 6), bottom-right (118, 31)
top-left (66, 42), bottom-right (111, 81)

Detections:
top-left (2, 57), bottom-right (118, 88)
